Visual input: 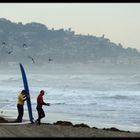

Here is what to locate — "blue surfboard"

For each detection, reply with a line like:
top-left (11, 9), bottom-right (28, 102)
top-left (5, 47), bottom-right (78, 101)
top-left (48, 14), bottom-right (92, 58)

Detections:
top-left (19, 63), bottom-right (34, 123)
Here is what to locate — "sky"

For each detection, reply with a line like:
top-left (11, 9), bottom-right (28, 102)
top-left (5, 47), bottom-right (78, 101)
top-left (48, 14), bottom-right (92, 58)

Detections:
top-left (0, 3), bottom-right (140, 50)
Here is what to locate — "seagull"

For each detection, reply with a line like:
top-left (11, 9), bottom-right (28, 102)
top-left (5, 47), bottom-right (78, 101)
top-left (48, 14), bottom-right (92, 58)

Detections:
top-left (1, 42), bottom-right (13, 54)
top-left (23, 43), bottom-right (27, 48)
top-left (2, 42), bottom-right (6, 45)
top-left (8, 50), bottom-right (13, 54)
top-left (28, 55), bottom-right (35, 64)
top-left (48, 58), bottom-right (52, 62)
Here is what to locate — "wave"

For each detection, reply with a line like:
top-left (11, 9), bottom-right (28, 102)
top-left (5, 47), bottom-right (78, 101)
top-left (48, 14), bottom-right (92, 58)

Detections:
top-left (96, 94), bottom-right (132, 100)
top-left (1, 77), bottom-right (20, 82)
top-left (130, 74), bottom-right (140, 79)
top-left (50, 102), bottom-right (66, 105)
top-left (107, 74), bottom-right (140, 82)
top-left (49, 102), bottom-right (97, 106)
top-left (100, 109), bottom-right (116, 111)
top-left (129, 82), bottom-right (140, 86)
top-left (0, 99), bottom-right (9, 102)
top-left (110, 95), bottom-right (129, 99)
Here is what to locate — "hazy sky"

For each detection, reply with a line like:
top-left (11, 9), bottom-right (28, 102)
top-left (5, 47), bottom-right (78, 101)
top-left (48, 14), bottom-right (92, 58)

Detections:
top-left (0, 3), bottom-right (140, 50)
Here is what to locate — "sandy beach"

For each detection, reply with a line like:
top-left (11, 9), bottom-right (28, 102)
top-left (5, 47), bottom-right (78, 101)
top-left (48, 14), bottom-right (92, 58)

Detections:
top-left (0, 117), bottom-right (140, 137)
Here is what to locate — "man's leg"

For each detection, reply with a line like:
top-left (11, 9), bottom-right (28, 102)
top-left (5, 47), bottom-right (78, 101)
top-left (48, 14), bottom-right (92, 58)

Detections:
top-left (17, 104), bottom-right (23, 122)
top-left (36, 106), bottom-right (42, 125)
top-left (40, 108), bottom-right (45, 119)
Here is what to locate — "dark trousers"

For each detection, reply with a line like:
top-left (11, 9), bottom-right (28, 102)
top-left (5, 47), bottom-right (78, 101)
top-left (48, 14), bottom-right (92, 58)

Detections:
top-left (36, 106), bottom-right (45, 124)
top-left (17, 104), bottom-right (24, 122)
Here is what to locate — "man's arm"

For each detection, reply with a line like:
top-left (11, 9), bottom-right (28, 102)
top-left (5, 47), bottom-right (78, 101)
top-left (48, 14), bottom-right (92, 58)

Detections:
top-left (43, 101), bottom-right (50, 106)
top-left (23, 94), bottom-right (29, 101)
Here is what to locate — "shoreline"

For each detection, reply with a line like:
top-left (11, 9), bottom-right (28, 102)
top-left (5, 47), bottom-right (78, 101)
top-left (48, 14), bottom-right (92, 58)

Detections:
top-left (0, 117), bottom-right (140, 137)
top-left (1, 109), bottom-right (140, 133)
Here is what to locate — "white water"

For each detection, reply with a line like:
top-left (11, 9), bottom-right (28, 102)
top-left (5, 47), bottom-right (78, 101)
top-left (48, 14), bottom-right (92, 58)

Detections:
top-left (0, 67), bottom-right (140, 132)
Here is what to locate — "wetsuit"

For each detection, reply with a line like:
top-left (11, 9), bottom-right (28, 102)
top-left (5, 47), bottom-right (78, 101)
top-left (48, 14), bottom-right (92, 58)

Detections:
top-left (36, 93), bottom-right (49, 125)
top-left (16, 93), bottom-right (28, 122)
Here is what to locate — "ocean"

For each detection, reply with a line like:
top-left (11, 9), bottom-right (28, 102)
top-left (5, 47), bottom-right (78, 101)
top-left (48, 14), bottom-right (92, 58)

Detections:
top-left (1, 64), bottom-right (140, 132)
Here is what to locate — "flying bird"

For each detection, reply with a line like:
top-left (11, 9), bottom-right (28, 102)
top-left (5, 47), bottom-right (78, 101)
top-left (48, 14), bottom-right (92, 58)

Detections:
top-left (7, 50), bottom-right (13, 54)
top-left (48, 58), bottom-right (52, 62)
top-left (1, 42), bottom-right (13, 54)
top-left (2, 42), bottom-right (7, 48)
top-left (28, 55), bottom-right (35, 64)
top-left (23, 43), bottom-right (27, 48)
top-left (2, 42), bottom-right (6, 45)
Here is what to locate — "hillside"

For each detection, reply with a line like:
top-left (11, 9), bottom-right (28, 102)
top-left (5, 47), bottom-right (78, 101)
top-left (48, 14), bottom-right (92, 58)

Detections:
top-left (0, 18), bottom-right (139, 69)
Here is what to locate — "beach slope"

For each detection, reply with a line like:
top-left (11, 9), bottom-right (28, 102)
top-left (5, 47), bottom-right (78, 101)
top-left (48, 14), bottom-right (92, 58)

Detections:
top-left (0, 120), bottom-right (140, 137)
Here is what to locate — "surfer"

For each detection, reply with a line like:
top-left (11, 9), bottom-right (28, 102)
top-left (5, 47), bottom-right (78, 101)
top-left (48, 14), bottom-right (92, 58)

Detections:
top-left (35, 90), bottom-right (50, 125)
top-left (16, 90), bottom-right (28, 122)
